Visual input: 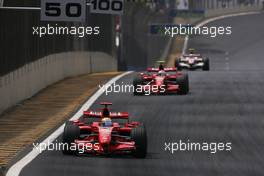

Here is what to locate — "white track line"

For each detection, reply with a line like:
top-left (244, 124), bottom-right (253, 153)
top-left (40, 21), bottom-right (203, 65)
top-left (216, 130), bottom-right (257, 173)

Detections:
top-left (182, 11), bottom-right (261, 54)
top-left (6, 71), bottom-right (133, 176)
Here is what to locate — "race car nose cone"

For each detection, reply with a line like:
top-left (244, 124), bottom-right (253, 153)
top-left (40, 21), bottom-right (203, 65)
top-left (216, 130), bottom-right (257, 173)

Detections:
top-left (189, 60), bottom-right (195, 64)
top-left (99, 128), bottom-right (112, 145)
top-left (99, 135), bottom-right (111, 145)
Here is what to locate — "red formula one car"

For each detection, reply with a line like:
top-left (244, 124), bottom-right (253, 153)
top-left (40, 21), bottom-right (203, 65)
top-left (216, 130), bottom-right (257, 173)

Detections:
top-left (62, 102), bottom-right (147, 158)
top-left (133, 62), bottom-right (189, 95)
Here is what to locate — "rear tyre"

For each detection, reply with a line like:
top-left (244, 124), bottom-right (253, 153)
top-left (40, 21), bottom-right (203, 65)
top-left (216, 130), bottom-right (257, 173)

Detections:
top-left (62, 121), bottom-right (80, 155)
top-left (175, 59), bottom-right (182, 71)
top-left (131, 125), bottom-right (147, 158)
top-left (176, 73), bottom-right (189, 95)
top-left (203, 58), bottom-right (210, 71)
top-left (133, 75), bottom-right (144, 96)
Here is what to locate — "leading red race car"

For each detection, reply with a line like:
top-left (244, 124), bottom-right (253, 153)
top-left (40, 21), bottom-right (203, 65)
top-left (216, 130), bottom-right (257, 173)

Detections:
top-left (133, 61), bottom-right (189, 95)
top-left (62, 102), bottom-right (147, 158)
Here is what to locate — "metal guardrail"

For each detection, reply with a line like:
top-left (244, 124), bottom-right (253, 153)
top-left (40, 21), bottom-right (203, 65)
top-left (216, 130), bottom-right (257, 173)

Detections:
top-left (0, 6), bottom-right (40, 10)
top-left (190, 0), bottom-right (262, 10)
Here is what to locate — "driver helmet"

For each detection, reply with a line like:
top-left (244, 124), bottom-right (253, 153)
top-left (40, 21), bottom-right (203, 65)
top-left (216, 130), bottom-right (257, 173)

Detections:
top-left (101, 118), bottom-right (112, 127)
top-left (189, 48), bottom-right (195, 54)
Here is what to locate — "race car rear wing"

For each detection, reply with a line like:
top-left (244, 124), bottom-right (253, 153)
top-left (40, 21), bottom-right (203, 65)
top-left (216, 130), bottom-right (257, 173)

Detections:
top-left (183, 54), bottom-right (201, 57)
top-left (83, 111), bottom-right (129, 119)
top-left (147, 67), bottom-right (177, 72)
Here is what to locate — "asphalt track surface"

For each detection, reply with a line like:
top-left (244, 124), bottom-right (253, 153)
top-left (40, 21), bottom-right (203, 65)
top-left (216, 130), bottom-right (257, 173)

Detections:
top-left (20, 13), bottom-right (264, 176)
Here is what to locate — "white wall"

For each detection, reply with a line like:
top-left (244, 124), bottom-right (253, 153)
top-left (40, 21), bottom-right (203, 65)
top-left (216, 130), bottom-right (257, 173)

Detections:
top-left (0, 51), bottom-right (117, 114)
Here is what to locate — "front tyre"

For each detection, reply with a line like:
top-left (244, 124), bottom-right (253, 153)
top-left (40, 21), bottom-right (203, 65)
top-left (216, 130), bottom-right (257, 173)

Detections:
top-left (131, 125), bottom-right (147, 158)
top-left (203, 58), bottom-right (210, 71)
top-left (176, 73), bottom-right (189, 95)
top-left (62, 121), bottom-right (80, 155)
top-left (175, 58), bottom-right (182, 71)
top-left (133, 75), bottom-right (144, 96)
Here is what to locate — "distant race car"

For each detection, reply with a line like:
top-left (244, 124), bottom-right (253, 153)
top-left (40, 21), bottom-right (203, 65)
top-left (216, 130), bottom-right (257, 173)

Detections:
top-left (175, 49), bottom-right (210, 71)
top-left (133, 61), bottom-right (189, 95)
top-left (62, 102), bottom-right (147, 158)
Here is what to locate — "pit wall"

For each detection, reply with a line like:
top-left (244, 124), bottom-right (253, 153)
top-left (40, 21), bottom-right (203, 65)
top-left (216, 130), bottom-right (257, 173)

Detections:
top-left (0, 52), bottom-right (117, 114)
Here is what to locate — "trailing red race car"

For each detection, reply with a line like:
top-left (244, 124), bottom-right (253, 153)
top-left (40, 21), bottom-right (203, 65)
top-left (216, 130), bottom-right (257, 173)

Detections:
top-left (62, 102), bottom-right (147, 158)
top-left (133, 61), bottom-right (189, 95)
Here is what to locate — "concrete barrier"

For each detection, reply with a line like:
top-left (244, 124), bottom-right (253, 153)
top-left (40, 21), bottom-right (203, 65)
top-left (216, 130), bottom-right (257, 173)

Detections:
top-left (0, 52), bottom-right (117, 114)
